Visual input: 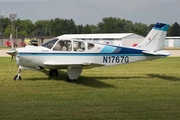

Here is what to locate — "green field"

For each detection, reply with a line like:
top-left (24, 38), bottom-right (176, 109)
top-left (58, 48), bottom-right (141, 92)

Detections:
top-left (0, 57), bottom-right (180, 120)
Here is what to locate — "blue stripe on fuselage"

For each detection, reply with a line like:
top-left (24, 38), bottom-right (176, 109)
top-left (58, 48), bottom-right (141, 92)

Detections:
top-left (100, 46), bottom-right (116, 53)
top-left (18, 51), bottom-right (158, 57)
top-left (18, 53), bottom-right (153, 56)
top-left (17, 47), bottom-right (161, 57)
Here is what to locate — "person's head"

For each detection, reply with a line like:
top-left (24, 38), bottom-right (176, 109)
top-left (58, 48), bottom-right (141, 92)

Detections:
top-left (59, 41), bottom-right (64, 46)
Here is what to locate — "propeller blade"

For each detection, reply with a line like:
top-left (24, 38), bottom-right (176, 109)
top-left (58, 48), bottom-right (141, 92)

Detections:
top-left (6, 34), bottom-right (17, 58)
top-left (11, 55), bottom-right (13, 61)
top-left (6, 48), bottom-right (17, 56)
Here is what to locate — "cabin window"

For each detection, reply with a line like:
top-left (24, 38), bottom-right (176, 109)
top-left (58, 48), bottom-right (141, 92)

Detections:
top-left (53, 40), bottom-right (72, 51)
top-left (73, 41), bottom-right (85, 52)
top-left (87, 43), bottom-right (94, 50)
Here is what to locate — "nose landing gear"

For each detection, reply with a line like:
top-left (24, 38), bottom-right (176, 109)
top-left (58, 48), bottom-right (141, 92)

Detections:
top-left (14, 67), bottom-right (22, 81)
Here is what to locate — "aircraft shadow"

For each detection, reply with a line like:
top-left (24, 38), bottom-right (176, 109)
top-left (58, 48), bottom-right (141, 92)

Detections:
top-left (25, 72), bottom-right (180, 88)
top-left (25, 71), bottom-right (116, 88)
top-left (147, 74), bottom-right (180, 81)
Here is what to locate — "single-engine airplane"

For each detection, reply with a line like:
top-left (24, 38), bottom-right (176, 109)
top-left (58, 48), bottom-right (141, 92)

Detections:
top-left (6, 22), bottom-right (171, 81)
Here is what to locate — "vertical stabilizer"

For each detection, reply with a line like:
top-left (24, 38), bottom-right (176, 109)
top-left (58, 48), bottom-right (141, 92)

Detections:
top-left (137, 23), bottom-right (169, 52)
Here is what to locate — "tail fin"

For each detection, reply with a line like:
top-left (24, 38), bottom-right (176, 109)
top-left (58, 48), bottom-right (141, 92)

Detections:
top-left (137, 23), bottom-right (169, 52)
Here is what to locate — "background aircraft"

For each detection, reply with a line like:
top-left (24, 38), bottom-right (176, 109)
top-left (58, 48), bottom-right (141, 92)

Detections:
top-left (6, 22), bottom-right (170, 82)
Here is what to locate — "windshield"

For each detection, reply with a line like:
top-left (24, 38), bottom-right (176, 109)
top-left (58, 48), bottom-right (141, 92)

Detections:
top-left (41, 38), bottom-right (58, 49)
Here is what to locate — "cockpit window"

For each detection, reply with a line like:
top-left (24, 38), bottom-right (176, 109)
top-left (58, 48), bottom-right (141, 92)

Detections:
top-left (53, 40), bottom-right (72, 51)
top-left (41, 38), bottom-right (58, 49)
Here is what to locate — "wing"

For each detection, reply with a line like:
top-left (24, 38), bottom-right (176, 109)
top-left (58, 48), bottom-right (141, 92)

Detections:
top-left (43, 61), bottom-right (105, 69)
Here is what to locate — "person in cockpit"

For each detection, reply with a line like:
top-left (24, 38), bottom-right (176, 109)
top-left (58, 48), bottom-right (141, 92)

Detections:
top-left (59, 41), bottom-right (67, 51)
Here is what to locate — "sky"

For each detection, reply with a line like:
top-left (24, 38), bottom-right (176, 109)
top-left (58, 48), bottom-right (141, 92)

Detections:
top-left (0, 0), bottom-right (179, 25)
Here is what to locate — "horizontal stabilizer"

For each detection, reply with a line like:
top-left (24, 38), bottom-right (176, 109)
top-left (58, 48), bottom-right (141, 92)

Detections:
top-left (143, 50), bottom-right (171, 56)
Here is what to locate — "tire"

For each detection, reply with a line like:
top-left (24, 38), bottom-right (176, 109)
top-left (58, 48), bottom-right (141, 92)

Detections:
top-left (49, 69), bottom-right (59, 77)
top-left (14, 75), bottom-right (22, 81)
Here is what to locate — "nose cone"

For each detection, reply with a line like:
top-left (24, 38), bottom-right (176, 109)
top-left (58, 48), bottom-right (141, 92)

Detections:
top-left (6, 48), bottom-right (17, 56)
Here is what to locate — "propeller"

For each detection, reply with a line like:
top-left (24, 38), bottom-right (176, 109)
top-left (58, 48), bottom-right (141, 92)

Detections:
top-left (6, 34), bottom-right (17, 60)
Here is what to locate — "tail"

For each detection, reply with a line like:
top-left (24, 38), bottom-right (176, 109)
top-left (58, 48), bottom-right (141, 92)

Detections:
top-left (137, 23), bottom-right (169, 52)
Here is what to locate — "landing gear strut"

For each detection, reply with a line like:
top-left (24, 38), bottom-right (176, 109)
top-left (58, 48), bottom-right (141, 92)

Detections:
top-left (14, 67), bottom-right (22, 81)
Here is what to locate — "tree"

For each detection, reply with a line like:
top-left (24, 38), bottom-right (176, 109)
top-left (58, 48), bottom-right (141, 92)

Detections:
top-left (82, 24), bottom-right (92, 33)
top-left (18, 30), bottom-right (28, 36)
top-left (50, 18), bottom-right (77, 36)
top-left (98, 17), bottom-right (133, 33)
top-left (2, 17), bottom-right (11, 33)
top-left (168, 22), bottom-right (180, 36)
top-left (3, 25), bottom-right (11, 36)
top-left (33, 20), bottom-right (50, 36)
top-left (98, 17), bottom-right (121, 33)
top-left (76, 25), bottom-right (83, 34)
top-left (133, 22), bottom-right (149, 36)
top-left (15, 19), bottom-right (34, 37)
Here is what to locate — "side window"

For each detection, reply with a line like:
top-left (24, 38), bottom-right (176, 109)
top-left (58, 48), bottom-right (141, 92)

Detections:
top-left (53, 40), bottom-right (71, 51)
top-left (73, 41), bottom-right (85, 52)
top-left (87, 43), bottom-right (94, 50)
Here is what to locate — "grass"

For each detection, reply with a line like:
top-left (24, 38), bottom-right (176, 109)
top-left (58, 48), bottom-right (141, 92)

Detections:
top-left (0, 47), bottom-right (11, 50)
top-left (0, 57), bottom-right (180, 120)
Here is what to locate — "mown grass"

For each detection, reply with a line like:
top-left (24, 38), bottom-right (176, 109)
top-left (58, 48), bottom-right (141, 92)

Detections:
top-left (0, 47), bottom-right (10, 50)
top-left (0, 57), bottom-right (180, 120)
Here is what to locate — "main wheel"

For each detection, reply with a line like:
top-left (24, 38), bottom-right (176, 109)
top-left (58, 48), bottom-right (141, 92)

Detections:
top-left (49, 69), bottom-right (59, 77)
top-left (14, 75), bottom-right (22, 81)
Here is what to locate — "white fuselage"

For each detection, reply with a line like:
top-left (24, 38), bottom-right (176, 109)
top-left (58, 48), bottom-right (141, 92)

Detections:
top-left (15, 43), bottom-right (161, 70)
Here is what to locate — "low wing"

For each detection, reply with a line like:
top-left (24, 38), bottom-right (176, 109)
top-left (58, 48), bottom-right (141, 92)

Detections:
top-left (43, 61), bottom-right (105, 69)
top-left (143, 50), bottom-right (171, 57)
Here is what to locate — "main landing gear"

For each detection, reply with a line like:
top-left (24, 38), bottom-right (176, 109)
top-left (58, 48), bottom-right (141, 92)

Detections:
top-left (13, 66), bottom-right (82, 82)
top-left (49, 69), bottom-right (59, 77)
top-left (49, 69), bottom-right (77, 82)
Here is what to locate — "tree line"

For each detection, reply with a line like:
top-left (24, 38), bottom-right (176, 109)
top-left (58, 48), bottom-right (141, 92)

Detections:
top-left (0, 17), bottom-right (180, 37)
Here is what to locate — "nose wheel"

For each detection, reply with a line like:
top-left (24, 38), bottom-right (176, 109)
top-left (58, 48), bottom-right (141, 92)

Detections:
top-left (14, 66), bottom-right (22, 81)
top-left (14, 75), bottom-right (21, 81)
